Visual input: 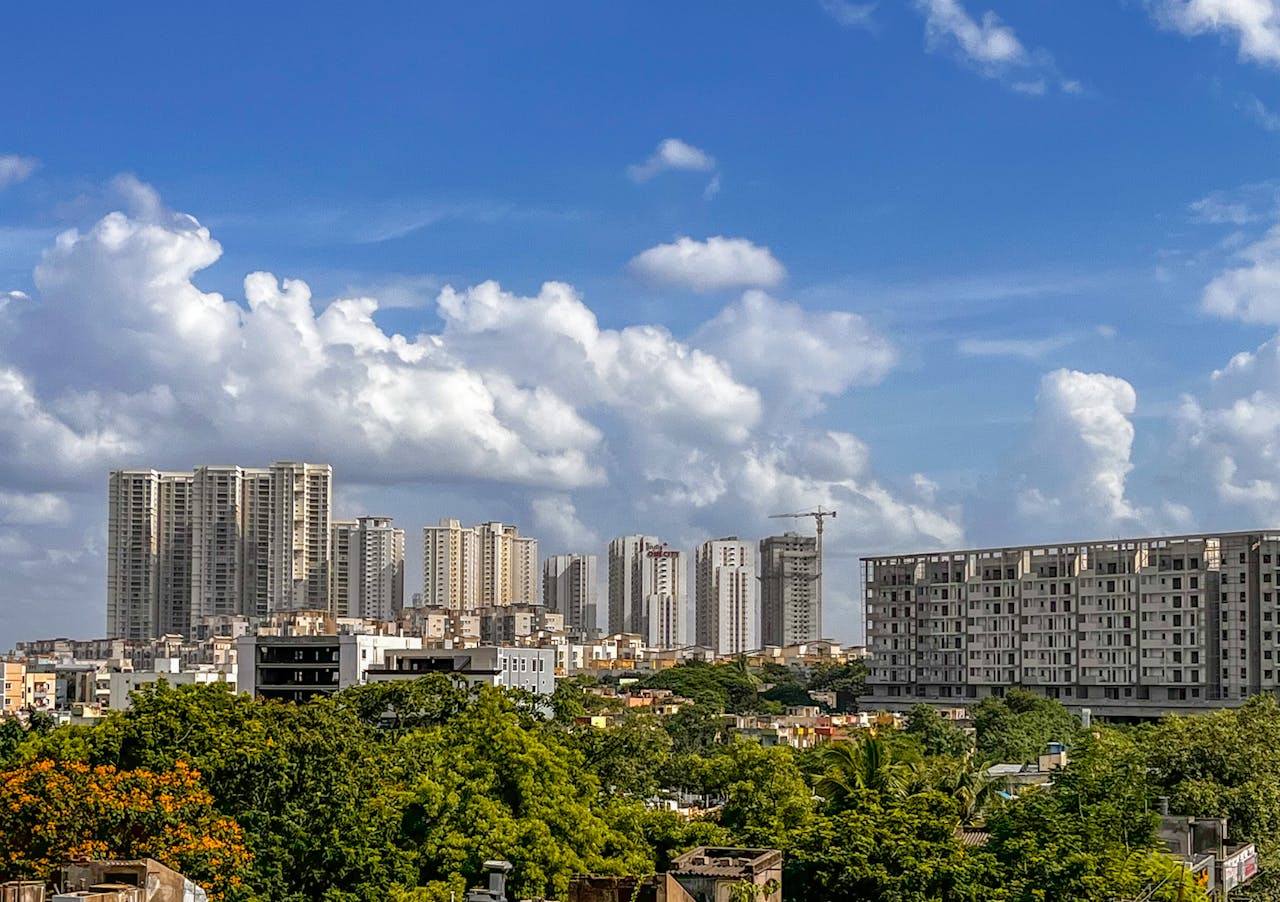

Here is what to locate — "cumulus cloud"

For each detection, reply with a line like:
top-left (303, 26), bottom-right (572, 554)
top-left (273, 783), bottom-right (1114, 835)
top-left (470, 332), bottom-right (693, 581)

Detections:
top-left (630, 236), bottom-right (786, 292)
top-left (1016, 369), bottom-right (1144, 529)
top-left (969, 369), bottom-right (1152, 544)
top-left (696, 290), bottom-right (895, 415)
top-left (1177, 333), bottom-right (1280, 517)
top-left (1201, 224), bottom-right (1280, 323)
top-left (0, 155), bottom-right (38, 189)
top-left (0, 178), bottom-right (964, 647)
top-left (531, 494), bottom-right (600, 552)
top-left (627, 138), bottom-right (716, 183)
top-left (914, 0), bottom-right (1077, 94)
top-left (1149, 0), bottom-right (1280, 66)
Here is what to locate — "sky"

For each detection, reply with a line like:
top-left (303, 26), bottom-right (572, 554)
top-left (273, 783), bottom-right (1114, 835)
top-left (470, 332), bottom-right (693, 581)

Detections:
top-left (5, 1), bottom-right (1280, 650)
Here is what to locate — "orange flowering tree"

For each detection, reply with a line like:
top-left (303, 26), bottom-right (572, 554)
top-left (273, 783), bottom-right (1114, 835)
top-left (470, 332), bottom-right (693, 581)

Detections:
top-left (0, 758), bottom-right (254, 901)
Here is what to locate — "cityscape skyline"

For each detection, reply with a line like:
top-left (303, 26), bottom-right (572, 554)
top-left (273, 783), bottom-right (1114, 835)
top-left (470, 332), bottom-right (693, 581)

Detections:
top-left (7, 5), bottom-right (1280, 652)
top-left (104, 460), bottom-right (830, 651)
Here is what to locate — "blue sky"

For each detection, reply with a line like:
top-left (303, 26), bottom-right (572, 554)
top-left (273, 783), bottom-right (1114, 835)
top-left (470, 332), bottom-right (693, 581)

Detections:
top-left (5, 0), bottom-right (1280, 649)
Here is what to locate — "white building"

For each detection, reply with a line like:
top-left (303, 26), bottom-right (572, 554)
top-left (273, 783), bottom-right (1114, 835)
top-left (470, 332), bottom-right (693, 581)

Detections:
top-left (234, 633), bottom-right (420, 702)
top-left (696, 538), bottom-right (758, 656)
top-left (331, 516), bottom-right (405, 620)
top-left (367, 646), bottom-right (557, 695)
top-left (107, 659), bottom-right (235, 710)
top-left (760, 532), bottom-right (821, 647)
top-left (542, 554), bottom-right (598, 635)
top-left (642, 544), bottom-right (688, 650)
top-left (268, 462), bottom-right (333, 612)
top-left (608, 535), bottom-right (659, 635)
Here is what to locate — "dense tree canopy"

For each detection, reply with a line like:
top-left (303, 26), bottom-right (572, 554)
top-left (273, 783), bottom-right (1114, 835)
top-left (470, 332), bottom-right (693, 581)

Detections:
top-left (971, 689), bottom-right (1078, 763)
top-left (0, 674), bottom-right (1272, 901)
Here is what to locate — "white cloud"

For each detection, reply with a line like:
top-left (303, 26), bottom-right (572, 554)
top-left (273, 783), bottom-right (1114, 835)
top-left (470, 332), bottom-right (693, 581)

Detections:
top-left (1190, 181), bottom-right (1280, 224)
top-left (1177, 332), bottom-right (1280, 516)
top-left (1150, 0), bottom-right (1280, 66)
top-left (696, 290), bottom-right (895, 416)
top-left (0, 155), bottom-right (38, 189)
top-left (1201, 224), bottom-right (1280, 323)
top-left (438, 279), bottom-right (761, 446)
top-left (0, 177), bottom-right (965, 649)
top-left (1239, 93), bottom-right (1280, 131)
top-left (914, 0), bottom-right (1076, 93)
top-left (627, 138), bottom-right (716, 183)
top-left (957, 334), bottom-right (1076, 359)
top-left (820, 0), bottom-right (877, 30)
top-left (531, 494), bottom-right (600, 552)
top-left (1016, 369), bottom-right (1143, 528)
top-left (0, 491), bottom-right (71, 525)
top-left (630, 236), bottom-right (786, 292)
top-left (970, 369), bottom-right (1152, 544)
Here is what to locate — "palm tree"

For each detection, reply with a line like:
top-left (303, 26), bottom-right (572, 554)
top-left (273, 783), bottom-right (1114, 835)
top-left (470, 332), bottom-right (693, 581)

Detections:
top-left (813, 736), bottom-right (911, 807)
top-left (931, 757), bottom-right (1007, 825)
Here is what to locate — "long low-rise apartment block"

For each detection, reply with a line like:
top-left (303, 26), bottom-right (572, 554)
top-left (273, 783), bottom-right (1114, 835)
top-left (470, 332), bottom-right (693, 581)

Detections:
top-left (863, 530), bottom-right (1280, 717)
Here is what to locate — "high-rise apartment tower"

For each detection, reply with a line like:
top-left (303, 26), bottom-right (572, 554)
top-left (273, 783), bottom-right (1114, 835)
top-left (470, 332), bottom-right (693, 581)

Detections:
top-left (760, 533), bottom-right (821, 646)
top-left (543, 554), bottom-right (598, 635)
top-left (696, 538), bottom-right (758, 655)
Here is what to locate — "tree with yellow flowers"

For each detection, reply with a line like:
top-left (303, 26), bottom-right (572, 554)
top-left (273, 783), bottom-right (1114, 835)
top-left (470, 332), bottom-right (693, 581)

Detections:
top-left (0, 758), bottom-right (253, 901)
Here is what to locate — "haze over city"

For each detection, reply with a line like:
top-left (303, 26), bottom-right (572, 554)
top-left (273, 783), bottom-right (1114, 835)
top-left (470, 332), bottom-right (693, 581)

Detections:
top-left (5, 2), bottom-right (1280, 651)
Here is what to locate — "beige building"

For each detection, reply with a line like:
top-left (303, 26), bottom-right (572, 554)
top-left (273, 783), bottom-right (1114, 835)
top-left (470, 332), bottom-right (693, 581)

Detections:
top-left (269, 462), bottom-right (333, 611)
top-left (422, 518), bottom-right (479, 609)
top-left (864, 530), bottom-right (1280, 716)
top-left (421, 518), bottom-right (537, 609)
top-left (696, 538), bottom-right (758, 656)
top-left (1, 661), bottom-right (24, 716)
top-left (760, 533), bottom-right (820, 647)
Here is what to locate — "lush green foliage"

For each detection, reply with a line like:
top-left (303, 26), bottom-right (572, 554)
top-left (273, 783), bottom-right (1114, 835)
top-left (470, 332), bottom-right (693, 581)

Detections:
top-left (971, 689), bottom-right (1078, 763)
top-left (637, 660), bottom-right (764, 713)
top-left (905, 704), bottom-right (971, 758)
top-left (2, 675), bottom-right (1273, 902)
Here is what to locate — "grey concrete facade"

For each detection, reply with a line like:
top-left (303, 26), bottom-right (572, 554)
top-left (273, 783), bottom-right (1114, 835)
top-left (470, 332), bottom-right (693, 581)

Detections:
top-left (864, 530), bottom-right (1280, 717)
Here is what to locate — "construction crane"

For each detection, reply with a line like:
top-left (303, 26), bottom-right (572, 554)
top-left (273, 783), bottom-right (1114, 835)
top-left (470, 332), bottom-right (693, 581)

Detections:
top-left (768, 506), bottom-right (837, 619)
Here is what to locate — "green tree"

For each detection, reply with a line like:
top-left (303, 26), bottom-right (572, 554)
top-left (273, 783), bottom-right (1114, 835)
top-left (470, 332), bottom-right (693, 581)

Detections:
top-left (1143, 695), bottom-right (1280, 898)
top-left (639, 661), bottom-right (764, 713)
top-left (571, 714), bottom-right (673, 798)
top-left (971, 689), bottom-right (1077, 763)
top-left (813, 737), bottom-right (914, 808)
top-left (904, 704), bottom-right (972, 758)
top-left (806, 661), bottom-right (867, 713)
top-left (982, 730), bottom-right (1204, 902)
top-left (784, 792), bottom-right (994, 902)
top-left (393, 687), bottom-right (649, 898)
top-left (662, 703), bottom-right (733, 754)
top-left (691, 742), bottom-right (815, 846)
